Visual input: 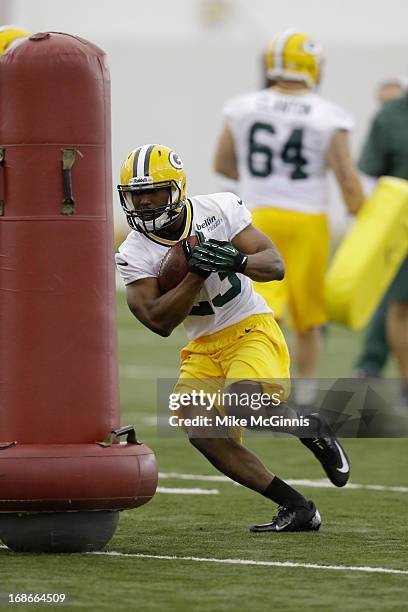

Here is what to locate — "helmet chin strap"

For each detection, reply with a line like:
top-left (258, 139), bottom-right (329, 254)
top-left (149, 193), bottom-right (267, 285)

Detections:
top-left (137, 208), bottom-right (170, 233)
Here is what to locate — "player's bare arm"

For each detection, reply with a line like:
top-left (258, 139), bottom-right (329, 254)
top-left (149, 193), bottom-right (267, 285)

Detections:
top-left (213, 122), bottom-right (238, 179)
top-left (232, 224), bottom-right (285, 282)
top-left (327, 130), bottom-right (365, 215)
top-left (126, 273), bottom-right (204, 337)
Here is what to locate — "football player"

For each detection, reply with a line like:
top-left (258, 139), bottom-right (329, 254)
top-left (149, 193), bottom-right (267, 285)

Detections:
top-left (116, 144), bottom-right (350, 533)
top-left (376, 77), bottom-right (407, 105)
top-left (214, 29), bottom-right (365, 406)
top-left (0, 25), bottom-right (30, 55)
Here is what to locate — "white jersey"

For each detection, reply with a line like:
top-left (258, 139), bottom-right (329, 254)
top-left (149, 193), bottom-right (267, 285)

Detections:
top-left (224, 88), bottom-right (354, 214)
top-left (116, 192), bottom-right (271, 341)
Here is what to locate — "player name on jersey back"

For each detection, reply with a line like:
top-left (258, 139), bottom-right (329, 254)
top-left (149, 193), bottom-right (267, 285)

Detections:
top-left (265, 98), bottom-right (312, 115)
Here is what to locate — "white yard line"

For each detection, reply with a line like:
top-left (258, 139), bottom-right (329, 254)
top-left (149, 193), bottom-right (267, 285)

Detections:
top-left (287, 479), bottom-right (408, 493)
top-left (159, 472), bottom-right (233, 482)
top-left (90, 551), bottom-right (408, 575)
top-left (158, 472), bottom-right (408, 493)
top-left (0, 543), bottom-right (406, 575)
top-left (157, 486), bottom-right (219, 495)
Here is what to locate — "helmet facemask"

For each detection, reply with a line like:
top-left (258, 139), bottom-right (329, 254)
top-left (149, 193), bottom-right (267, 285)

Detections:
top-left (118, 178), bottom-right (185, 234)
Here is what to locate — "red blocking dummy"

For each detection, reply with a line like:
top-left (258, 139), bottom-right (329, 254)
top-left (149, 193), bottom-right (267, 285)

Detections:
top-left (0, 33), bottom-right (157, 516)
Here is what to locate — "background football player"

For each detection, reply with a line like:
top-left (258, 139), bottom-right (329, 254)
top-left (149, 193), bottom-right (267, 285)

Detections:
top-left (213, 29), bottom-right (365, 407)
top-left (0, 25), bottom-right (30, 55)
top-left (116, 143), bottom-right (350, 533)
top-left (354, 77), bottom-right (408, 403)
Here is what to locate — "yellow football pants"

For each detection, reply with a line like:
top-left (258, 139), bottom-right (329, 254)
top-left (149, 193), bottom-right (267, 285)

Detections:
top-left (251, 208), bottom-right (329, 332)
top-left (173, 313), bottom-right (291, 441)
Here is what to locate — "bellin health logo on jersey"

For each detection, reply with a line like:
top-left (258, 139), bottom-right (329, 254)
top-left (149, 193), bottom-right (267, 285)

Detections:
top-left (196, 215), bottom-right (217, 230)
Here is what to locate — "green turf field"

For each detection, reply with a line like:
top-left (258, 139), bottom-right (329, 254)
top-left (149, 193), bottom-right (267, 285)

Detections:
top-left (1, 295), bottom-right (407, 611)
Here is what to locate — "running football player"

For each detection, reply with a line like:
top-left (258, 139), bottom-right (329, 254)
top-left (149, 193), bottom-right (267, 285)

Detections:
top-left (214, 29), bottom-right (365, 407)
top-left (116, 144), bottom-right (350, 532)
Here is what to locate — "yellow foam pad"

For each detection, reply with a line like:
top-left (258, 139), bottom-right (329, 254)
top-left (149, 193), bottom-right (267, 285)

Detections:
top-left (325, 177), bottom-right (408, 329)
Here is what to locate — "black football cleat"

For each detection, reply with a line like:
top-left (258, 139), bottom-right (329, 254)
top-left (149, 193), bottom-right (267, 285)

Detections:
top-left (250, 501), bottom-right (321, 533)
top-left (300, 414), bottom-right (350, 487)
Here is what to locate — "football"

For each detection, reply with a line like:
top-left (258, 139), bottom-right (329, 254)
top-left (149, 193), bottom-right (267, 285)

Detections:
top-left (158, 235), bottom-right (198, 294)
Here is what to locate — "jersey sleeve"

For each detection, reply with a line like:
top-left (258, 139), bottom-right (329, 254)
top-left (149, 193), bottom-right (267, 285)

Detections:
top-left (329, 103), bottom-right (354, 132)
top-left (222, 97), bottom-right (238, 122)
top-left (358, 112), bottom-right (388, 177)
top-left (218, 192), bottom-right (252, 240)
top-left (115, 238), bottom-right (157, 286)
top-left (222, 94), bottom-right (250, 126)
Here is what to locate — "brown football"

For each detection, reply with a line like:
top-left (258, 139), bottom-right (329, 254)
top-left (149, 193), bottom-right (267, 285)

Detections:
top-left (158, 235), bottom-right (198, 294)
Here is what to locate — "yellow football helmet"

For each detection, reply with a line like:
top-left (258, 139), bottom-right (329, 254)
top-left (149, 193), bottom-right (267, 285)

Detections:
top-left (0, 25), bottom-right (30, 56)
top-left (265, 29), bottom-right (323, 89)
top-left (118, 144), bottom-right (187, 233)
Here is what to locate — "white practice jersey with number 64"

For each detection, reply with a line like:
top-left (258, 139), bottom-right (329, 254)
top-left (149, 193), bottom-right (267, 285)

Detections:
top-left (115, 192), bottom-right (271, 340)
top-left (224, 88), bottom-right (354, 214)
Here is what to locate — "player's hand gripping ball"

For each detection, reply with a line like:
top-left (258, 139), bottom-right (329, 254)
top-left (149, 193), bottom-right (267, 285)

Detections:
top-left (158, 235), bottom-right (199, 294)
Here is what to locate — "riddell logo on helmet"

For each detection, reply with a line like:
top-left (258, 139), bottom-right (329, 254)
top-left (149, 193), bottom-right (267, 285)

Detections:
top-left (196, 216), bottom-right (217, 231)
top-left (129, 176), bottom-right (153, 185)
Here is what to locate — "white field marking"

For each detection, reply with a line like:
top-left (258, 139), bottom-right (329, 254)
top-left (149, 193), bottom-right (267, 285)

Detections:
top-left (287, 479), bottom-right (408, 493)
top-left (89, 552), bottom-right (408, 575)
top-left (158, 472), bottom-right (408, 493)
top-left (120, 365), bottom-right (178, 379)
top-left (0, 542), bottom-right (406, 576)
top-left (157, 486), bottom-right (219, 495)
top-left (160, 472), bottom-right (233, 483)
